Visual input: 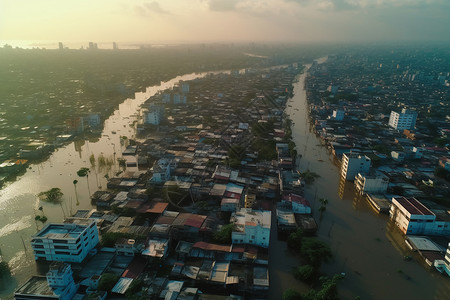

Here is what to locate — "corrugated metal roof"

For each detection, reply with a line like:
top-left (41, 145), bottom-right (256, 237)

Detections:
top-left (111, 277), bottom-right (133, 294)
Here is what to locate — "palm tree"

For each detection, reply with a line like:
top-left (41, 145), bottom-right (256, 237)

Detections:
top-left (77, 167), bottom-right (91, 195)
top-left (73, 179), bottom-right (79, 206)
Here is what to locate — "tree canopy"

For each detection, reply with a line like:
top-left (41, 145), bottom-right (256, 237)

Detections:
top-left (38, 187), bottom-right (63, 203)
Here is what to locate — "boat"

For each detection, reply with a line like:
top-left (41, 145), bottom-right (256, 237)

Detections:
top-left (111, 131), bottom-right (117, 134)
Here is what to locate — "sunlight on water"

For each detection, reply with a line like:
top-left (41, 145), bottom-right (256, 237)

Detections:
top-left (0, 216), bottom-right (32, 238)
top-left (8, 250), bottom-right (27, 273)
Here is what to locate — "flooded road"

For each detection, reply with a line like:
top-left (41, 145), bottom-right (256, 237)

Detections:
top-left (273, 62), bottom-right (450, 299)
top-left (0, 71), bottom-right (222, 298)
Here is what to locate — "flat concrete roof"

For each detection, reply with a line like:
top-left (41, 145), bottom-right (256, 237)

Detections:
top-left (407, 236), bottom-right (444, 252)
top-left (35, 222), bottom-right (92, 240)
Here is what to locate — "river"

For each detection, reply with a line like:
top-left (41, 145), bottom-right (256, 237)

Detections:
top-left (0, 70), bottom-right (229, 298)
top-left (272, 60), bottom-right (450, 299)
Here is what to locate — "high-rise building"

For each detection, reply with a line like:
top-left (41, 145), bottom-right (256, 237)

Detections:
top-left (58, 42), bottom-right (64, 50)
top-left (113, 42), bottom-right (118, 50)
top-left (388, 108), bottom-right (417, 130)
top-left (341, 153), bottom-right (371, 181)
top-left (145, 105), bottom-right (164, 125)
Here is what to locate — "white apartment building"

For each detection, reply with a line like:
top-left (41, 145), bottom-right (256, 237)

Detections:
top-left (341, 153), bottom-right (371, 181)
top-left (145, 105), bottom-right (164, 125)
top-left (231, 208), bottom-right (271, 248)
top-left (31, 220), bottom-right (99, 263)
top-left (390, 197), bottom-right (450, 236)
top-left (354, 173), bottom-right (389, 194)
top-left (388, 108), bottom-right (418, 130)
top-left (15, 263), bottom-right (78, 300)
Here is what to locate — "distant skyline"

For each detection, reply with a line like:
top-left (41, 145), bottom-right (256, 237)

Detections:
top-left (1, 0), bottom-right (450, 46)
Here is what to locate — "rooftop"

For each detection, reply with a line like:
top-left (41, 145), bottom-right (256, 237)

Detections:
top-left (14, 276), bottom-right (57, 298)
top-left (394, 197), bottom-right (434, 216)
top-left (34, 221), bottom-right (94, 240)
top-left (232, 209), bottom-right (271, 231)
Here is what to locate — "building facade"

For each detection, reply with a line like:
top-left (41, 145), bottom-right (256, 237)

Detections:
top-left (145, 105), bottom-right (164, 125)
top-left (31, 220), bottom-right (99, 263)
top-left (231, 209), bottom-right (271, 248)
top-left (388, 108), bottom-right (418, 130)
top-left (390, 197), bottom-right (450, 236)
top-left (354, 173), bottom-right (389, 194)
top-left (341, 153), bottom-right (371, 181)
top-left (15, 263), bottom-right (78, 300)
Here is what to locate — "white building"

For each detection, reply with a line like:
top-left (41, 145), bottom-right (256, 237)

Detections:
top-left (149, 158), bottom-right (176, 184)
top-left (231, 208), bottom-right (271, 248)
top-left (332, 109), bottom-right (345, 121)
top-left (390, 197), bottom-right (450, 236)
top-left (341, 153), bottom-right (371, 181)
top-left (15, 263), bottom-right (78, 300)
top-left (31, 220), bottom-right (99, 263)
top-left (388, 108), bottom-right (418, 130)
top-left (354, 173), bottom-right (389, 194)
top-left (115, 238), bottom-right (137, 256)
top-left (145, 105), bottom-right (164, 125)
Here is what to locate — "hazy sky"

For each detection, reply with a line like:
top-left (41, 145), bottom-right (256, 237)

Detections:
top-left (1, 0), bottom-right (450, 45)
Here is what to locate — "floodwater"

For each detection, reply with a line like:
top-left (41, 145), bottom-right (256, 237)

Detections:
top-left (0, 70), bottom-right (222, 298)
top-left (269, 61), bottom-right (450, 299)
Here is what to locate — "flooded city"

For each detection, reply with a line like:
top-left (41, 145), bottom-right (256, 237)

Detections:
top-left (280, 65), bottom-right (450, 300)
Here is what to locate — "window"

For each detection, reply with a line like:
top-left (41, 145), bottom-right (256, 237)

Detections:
top-left (34, 245), bottom-right (44, 249)
top-left (53, 239), bottom-right (68, 244)
top-left (54, 245), bottom-right (69, 250)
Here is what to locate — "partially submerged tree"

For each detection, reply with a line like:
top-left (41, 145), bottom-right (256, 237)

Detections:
top-left (38, 188), bottom-right (63, 203)
top-left (77, 167), bottom-right (91, 195)
top-left (73, 179), bottom-right (79, 206)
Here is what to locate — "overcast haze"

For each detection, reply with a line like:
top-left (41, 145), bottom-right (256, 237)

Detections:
top-left (1, 0), bottom-right (450, 45)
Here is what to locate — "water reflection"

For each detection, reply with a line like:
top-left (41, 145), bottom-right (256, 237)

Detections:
top-left (284, 62), bottom-right (449, 300)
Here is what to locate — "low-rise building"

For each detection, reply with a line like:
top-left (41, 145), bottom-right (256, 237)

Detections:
top-left (31, 220), bottom-right (99, 263)
top-left (390, 197), bottom-right (450, 236)
top-left (332, 109), bottom-right (345, 121)
top-left (15, 263), bottom-right (78, 300)
top-left (115, 238), bottom-right (137, 256)
top-left (354, 173), bottom-right (389, 194)
top-left (281, 193), bottom-right (311, 214)
top-left (230, 208), bottom-right (271, 248)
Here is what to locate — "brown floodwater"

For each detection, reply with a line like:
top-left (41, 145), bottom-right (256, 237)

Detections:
top-left (268, 61), bottom-right (450, 299)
